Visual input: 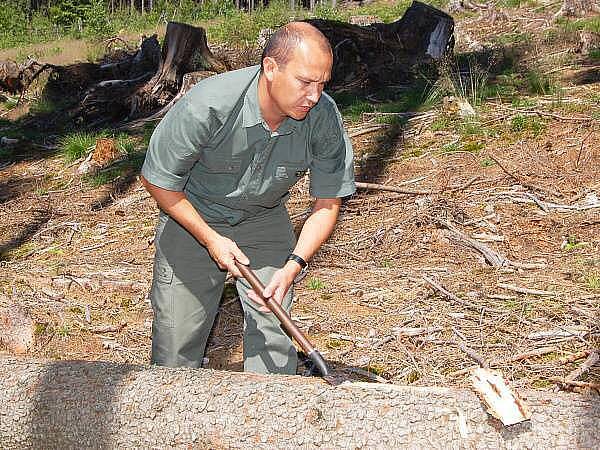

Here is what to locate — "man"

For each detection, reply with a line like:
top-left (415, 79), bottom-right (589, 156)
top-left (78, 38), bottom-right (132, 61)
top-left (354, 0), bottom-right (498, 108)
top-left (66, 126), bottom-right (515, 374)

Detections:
top-left (141, 22), bottom-right (355, 375)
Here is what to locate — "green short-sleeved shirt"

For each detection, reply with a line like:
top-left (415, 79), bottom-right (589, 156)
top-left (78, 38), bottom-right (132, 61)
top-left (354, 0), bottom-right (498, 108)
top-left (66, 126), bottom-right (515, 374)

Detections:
top-left (142, 65), bottom-right (355, 226)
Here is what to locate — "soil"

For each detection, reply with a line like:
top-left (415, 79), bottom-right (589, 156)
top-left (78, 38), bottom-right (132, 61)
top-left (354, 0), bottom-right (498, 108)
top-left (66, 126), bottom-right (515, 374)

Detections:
top-left (1, 5), bottom-right (598, 392)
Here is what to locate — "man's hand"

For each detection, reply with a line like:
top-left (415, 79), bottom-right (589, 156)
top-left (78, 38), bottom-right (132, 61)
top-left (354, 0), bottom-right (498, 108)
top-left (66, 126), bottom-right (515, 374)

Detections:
top-left (247, 261), bottom-right (300, 313)
top-left (205, 233), bottom-right (249, 279)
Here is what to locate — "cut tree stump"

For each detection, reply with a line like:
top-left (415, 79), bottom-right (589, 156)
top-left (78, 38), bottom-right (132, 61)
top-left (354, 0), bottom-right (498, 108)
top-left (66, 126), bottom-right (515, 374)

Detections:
top-left (307, 1), bottom-right (454, 91)
top-left (129, 21), bottom-right (229, 118)
top-left (1, 356), bottom-right (598, 449)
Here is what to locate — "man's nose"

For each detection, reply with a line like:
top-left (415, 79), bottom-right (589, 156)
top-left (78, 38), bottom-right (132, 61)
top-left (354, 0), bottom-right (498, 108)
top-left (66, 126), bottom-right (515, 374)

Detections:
top-left (306, 83), bottom-right (322, 105)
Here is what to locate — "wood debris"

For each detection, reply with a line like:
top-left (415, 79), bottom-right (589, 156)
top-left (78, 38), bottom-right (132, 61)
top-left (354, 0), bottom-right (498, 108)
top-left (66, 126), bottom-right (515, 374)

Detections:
top-left (470, 368), bottom-right (531, 426)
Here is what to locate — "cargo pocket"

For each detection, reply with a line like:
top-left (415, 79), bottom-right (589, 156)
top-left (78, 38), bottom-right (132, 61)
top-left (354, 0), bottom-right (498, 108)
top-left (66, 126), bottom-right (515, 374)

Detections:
top-left (150, 259), bottom-right (175, 328)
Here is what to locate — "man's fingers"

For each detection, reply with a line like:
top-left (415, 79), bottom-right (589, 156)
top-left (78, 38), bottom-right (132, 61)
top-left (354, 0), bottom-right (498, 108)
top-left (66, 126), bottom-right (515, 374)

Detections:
top-left (233, 247), bottom-right (249, 266)
top-left (247, 290), bottom-right (270, 312)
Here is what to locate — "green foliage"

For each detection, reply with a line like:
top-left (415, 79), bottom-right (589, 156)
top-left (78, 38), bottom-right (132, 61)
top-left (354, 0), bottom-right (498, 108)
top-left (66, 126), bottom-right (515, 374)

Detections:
top-left (59, 131), bottom-right (136, 162)
top-left (441, 141), bottom-right (460, 153)
top-left (429, 58), bottom-right (490, 109)
top-left (430, 115), bottom-right (451, 131)
top-left (511, 96), bottom-right (537, 108)
top-left (59, 131), bottom-right (99, 161)
top-left (510, 114), bottom-right (545, 135)
top-left (588, 48), bottom-right (600, 61)
top-left (585, 272), bottom-right (600, 290)
top-left (84, 167), bottom-right (123, 186)
top-left (557, 16), bottom-right (600, 34)
top-left (526, 69), bottom-right (559, 95)
top-left (480, 156), bottom-right (496, 167)
top-left (562, 235), bottom-right (587, 251)
top-left (495, 32), bottom-right (532, 46)
top-left (496, 0), bottom-right (538, 7)
top-left (55, 323), bottom-right (71, 338)
top-left (306, 278), bottom-right (325, 290)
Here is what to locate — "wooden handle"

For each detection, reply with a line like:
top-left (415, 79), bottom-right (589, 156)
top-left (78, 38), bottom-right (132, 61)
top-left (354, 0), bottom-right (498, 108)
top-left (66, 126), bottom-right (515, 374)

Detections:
top-left (234, 261), bottom-right (315, 355)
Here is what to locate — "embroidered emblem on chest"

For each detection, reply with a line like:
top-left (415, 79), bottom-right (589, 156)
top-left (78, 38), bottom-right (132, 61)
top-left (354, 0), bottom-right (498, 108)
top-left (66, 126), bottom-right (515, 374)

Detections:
top-left (275, 166), bottom-right (288, 180)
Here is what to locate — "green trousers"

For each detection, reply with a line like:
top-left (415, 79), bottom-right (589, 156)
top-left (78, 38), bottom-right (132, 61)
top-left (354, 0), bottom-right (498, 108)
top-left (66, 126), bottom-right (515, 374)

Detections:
top-left (149, 208), bottom-right (298, 375)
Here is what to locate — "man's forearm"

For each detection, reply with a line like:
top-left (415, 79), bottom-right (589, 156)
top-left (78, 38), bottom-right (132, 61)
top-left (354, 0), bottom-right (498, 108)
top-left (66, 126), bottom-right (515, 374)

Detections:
top-left (140, 176), bottom-right (217, 247)
top-left (292, 198), bottom-right (341, 264)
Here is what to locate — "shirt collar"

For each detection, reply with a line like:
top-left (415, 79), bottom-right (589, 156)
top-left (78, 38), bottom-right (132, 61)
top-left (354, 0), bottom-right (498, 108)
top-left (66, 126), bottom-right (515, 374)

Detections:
top-left (241, 70), bottom-right (263, 129)
top-left (241, 70), bottom-right (297, 135)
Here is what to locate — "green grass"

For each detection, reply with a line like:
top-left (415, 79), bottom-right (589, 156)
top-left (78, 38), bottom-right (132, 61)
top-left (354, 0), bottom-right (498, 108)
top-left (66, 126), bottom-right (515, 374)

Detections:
top-left (83, 168), bottom-right (123, 187)
top-left (496, 0), bottom-right (538, 7)
top-left (0, 242), bottom-right (36, 261)
top-left (306, 278), bottom-right (325, 291)
top-left (1, 1), bottom-right (447, 53)
top-left (59, 131), bottom-right (99, 162)
top-left (585, 272), bottom-right (600, 290)
top-left (526, 69), bottom-right (560, 95)
top-left (430, 116), bottom-right (452, 131)
top-left (494, 32), bottom-right (533, 46)
top-left (588, 48), bottom-right (600, 61)
top-left (510, 114), bottom-right (545, 135)
top-left (480, 157), bottom-right (496, 167)
top-left (557, 16), bottom-right (600, 34)
top-left (0, 147), bottom-right (14, 160)
top-left (441, 142), bottom-right (460, 153)
top-left (55, 323), bottom-right (71, 338)
top-left (511, 97), bottom-right (537, 108)
top-left (562, 236), bottom-right (587, 251)
top-left (59, 131), bottom-right (137, 162)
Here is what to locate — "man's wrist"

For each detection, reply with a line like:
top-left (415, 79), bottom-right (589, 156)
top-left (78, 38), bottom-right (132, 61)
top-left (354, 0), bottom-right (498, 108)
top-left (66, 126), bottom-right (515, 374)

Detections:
top-left (286, 253), bottom-right (307, 267)
top-left (285, 253), bottom-right (309, 282)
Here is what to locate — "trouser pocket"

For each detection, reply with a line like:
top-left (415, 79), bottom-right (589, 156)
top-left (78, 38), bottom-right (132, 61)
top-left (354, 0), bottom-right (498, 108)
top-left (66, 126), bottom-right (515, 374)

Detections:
top-left (150, 258), bottom-right (174, 328)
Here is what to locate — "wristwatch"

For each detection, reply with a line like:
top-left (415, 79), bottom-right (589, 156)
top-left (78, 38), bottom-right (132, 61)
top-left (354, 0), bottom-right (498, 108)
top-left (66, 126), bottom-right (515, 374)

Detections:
top-left (286, 253), bottom-right (309, 283)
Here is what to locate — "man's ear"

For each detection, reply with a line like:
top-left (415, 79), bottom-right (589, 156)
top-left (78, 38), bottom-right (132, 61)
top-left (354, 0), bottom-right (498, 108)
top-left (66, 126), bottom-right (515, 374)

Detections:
top-left (262, 56), bottom-right (278, 82)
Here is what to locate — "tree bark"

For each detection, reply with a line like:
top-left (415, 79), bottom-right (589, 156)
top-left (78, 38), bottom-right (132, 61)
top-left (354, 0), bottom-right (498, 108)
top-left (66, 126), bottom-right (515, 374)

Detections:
top-left (129, 21), bottom-right (228, 118)
top-left (1, 355), bottom-right (598, 449)
top-left (306, 1), bottom-right (455, 91)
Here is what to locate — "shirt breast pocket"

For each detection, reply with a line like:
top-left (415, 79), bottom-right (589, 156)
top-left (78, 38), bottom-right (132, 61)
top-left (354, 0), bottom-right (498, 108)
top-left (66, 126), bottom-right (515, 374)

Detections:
top-left (199, 156), bottom-right (242, 174)
top-left (262, 162), bottom-right (308, 206)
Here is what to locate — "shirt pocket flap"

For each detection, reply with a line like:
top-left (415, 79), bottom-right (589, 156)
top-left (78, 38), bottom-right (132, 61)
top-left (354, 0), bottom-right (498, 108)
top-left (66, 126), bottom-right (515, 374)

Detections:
top-left (201, 157), bottom-right (242, 174)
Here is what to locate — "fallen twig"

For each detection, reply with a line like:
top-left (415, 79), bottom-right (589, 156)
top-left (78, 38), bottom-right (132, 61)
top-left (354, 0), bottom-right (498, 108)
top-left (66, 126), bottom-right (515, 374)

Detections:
top-left (348, 124), bottom-right (389, 138)
top-left (422, 275), bottom-right (487, 311)
top-left (355, 177), bottom-right (479, 195)
top-left (498, 283), bottom-right (555, 297)
top-left (565, 350), bottom-right (599, 383)
top-left (548, 378), bottom-right (600, 390)
top-left (88, 323), bottom-right (127, 334)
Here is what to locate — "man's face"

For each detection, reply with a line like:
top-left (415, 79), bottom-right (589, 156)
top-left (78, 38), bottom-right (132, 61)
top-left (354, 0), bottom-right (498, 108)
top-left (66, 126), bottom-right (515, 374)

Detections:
top-left (264, 41), bottom-right (332, 121)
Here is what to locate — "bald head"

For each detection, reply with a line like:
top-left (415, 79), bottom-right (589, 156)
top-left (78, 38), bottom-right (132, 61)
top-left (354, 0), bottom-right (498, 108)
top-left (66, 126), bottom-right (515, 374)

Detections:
top-left (261, 22), bottom-right (332, 71)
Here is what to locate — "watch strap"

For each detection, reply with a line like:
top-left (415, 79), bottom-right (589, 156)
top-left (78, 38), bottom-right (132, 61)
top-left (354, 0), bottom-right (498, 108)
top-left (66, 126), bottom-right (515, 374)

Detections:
top-left (286, 253), bottom-right (307, 269)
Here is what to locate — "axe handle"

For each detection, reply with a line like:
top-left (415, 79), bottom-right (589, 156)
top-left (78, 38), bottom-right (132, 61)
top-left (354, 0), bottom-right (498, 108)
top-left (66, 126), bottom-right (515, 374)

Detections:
top-left (235, 261), bottom-right (315, 355)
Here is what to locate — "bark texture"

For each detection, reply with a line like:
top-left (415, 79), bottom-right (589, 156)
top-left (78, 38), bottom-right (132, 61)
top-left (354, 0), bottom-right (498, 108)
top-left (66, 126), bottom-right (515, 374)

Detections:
top-left (307, 1), bottom-right (455, 91)
top-left (1, 356), bottom-right (598, 449)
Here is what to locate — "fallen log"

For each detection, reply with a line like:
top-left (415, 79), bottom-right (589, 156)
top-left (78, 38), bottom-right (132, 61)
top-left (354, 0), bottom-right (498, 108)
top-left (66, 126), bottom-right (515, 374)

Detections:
top-left (1, 355), bottom-right (598, 448)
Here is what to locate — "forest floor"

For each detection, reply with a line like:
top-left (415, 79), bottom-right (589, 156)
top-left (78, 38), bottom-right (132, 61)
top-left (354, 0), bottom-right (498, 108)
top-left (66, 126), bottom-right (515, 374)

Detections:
top-left (1, 4), bottom-right (599, 392)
